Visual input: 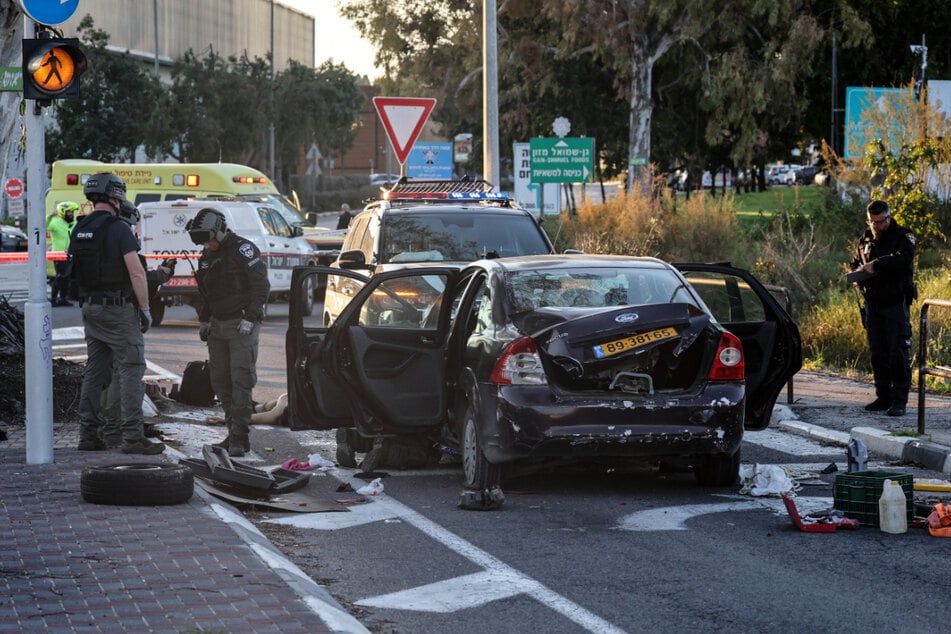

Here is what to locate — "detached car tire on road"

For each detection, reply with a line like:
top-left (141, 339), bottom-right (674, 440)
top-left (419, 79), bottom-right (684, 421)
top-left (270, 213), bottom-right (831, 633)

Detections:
top-left (80, 463), bottom-right (194, 506)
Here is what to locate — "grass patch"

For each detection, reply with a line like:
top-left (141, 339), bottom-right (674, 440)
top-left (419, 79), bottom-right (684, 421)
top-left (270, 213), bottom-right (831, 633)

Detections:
top-left (733, 186), bottom-right (828, 217)
top-left (888, 429), bottom-right (928, 439)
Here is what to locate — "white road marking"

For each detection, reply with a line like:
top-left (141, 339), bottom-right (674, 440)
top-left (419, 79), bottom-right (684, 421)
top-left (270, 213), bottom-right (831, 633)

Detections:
top-left (267, 476), bottom-right (628, 633)
top-left (357, 570), bottom-right (535, 612)
top-left (615, 495), bottom-right (834, 531)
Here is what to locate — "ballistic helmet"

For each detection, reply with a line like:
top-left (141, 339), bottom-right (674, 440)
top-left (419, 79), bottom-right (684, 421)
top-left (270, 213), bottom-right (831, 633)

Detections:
top-left (117, 199), bottom-right (140, 226)
top-left (83, 172), bottom-right (130, 205)
top-left (186, 208), bottom-right (228, 244)
top-left (56, 201), bottom-right (79, 219)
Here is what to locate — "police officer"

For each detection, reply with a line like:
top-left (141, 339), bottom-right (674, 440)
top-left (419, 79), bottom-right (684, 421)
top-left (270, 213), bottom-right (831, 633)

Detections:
top-left (69, 173), bottom-right (165, 454)
top-left (99, 203), bottom-right (175, 448)
top-left (850, 199), bottom-right (917, 417)
top-left (188, 208), bottom-right (269, 457)
top-left (47, 201), bottom-right (77, 306)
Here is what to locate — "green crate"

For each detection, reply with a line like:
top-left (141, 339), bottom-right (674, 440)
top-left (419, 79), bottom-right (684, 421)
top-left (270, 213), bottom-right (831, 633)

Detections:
top-left (833, 470), bottom-right (914, 527)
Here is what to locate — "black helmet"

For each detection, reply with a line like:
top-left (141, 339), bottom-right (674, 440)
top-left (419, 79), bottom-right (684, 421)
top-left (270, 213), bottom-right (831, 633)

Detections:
top-left (83, 172), bottom-right (129, 205)
top-left (186, 208), bottom-right (228, 244)
top-left (117, 199), bottom-right (140, 226)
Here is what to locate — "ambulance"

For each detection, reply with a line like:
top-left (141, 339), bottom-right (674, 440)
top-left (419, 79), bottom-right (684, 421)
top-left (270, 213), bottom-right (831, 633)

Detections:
top-left (45, 160), bottom-right (342, 253)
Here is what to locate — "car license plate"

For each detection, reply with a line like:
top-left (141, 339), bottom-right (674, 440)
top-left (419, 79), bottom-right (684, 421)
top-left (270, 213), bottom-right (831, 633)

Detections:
top-left (164, 277), bottom-right (197, 287)
top-left (593, 327), bottom-right (677, 358)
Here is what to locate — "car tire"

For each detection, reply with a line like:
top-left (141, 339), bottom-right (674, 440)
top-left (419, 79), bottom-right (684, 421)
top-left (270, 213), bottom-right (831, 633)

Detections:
top-left (80, 463), bottom-right (194, 506)
top-left (694, 449), bottom-right (740, 487)
top-left (149, 297), bottom-right (165, 327)
top-left (461, 404), bottom-right (502, 490)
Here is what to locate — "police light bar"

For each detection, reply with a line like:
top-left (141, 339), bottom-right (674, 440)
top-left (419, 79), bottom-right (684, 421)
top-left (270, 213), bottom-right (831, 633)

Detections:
top-left (382, 190), bottom-right (509, 201)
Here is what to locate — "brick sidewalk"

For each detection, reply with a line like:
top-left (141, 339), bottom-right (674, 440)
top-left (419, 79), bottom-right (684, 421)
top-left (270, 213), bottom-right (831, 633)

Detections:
top-left (0, 443), bottom-right (360, 633)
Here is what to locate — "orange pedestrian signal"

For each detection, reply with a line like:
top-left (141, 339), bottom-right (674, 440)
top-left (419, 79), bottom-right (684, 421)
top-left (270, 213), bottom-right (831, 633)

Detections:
top-left (22, 37), bottom-right (87, 101)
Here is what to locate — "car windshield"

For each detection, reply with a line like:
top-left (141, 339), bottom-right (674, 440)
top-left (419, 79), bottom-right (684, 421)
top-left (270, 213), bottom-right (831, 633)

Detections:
top-left (505, 266), bottom-right (699, 312)
top-left (381, 213), bottom-right (550, 262)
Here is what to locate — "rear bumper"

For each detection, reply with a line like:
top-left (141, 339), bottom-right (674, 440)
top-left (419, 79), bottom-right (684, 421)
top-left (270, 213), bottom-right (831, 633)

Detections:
top-left (478, 382), bottom-right (745, 464)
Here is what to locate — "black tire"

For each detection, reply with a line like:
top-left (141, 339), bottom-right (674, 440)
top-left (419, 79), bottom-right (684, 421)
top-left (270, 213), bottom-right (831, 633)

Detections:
top-left (461, 404), bottom-right (502, 490)
top-left (335, 427), bottom-right (357, 468)
top-left (694, 449), bottom-right (740, 487)
top-left (149, 297), bottom-right (166, 326)
top-left (81, 463), bottom-right (194, 506)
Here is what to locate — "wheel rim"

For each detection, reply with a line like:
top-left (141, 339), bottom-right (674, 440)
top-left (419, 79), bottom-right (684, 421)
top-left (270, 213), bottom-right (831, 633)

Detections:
top-left (462, 418), bottom-right (477, 484)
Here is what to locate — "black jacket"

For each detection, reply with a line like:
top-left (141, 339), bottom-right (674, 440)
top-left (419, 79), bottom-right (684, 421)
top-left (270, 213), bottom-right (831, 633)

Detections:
top-left (850, 219), bottom-right (916, 307)
top-left (196, 232), bottom-right (270, 322)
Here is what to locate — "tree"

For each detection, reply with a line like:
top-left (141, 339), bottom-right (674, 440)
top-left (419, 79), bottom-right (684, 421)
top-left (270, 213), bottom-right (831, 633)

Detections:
top-left (0, 0), bottom-right (24, 182)
top-left (46, 15), bottom-right (164, 162)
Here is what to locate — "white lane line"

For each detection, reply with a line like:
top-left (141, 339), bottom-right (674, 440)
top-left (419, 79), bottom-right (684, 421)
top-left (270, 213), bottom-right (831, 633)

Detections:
top-left (357, 570), bottom-right (534, 612)
top-left (744, 428), bottom-right (844, 455)
top-left (267, 477), bottom-right (627, 633)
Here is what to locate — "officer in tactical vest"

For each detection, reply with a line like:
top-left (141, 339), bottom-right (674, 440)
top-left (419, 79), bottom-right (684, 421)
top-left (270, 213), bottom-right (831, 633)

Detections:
top-left (98, 202), bottom-right (176, 448)
top-left (849, 199), bottom-right (917, 417)
top-left (188, 208), bottom-right (269, 457)
top-left (68, 173), bottom-right (165, 454)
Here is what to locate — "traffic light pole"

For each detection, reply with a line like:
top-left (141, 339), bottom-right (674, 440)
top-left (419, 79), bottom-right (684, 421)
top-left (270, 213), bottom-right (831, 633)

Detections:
top-left (23, 14), bottom-right (54, 465)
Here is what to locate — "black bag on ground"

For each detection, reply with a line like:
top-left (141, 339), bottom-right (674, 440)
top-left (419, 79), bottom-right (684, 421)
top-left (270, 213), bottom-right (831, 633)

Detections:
top-left (171, 360), bottom-right (216, 406)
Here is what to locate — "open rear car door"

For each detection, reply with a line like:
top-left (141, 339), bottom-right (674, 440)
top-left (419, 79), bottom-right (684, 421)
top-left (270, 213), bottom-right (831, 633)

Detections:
top-left (286, 265), bottom-right (457, 436)
top-left (676, 264), bottom-right (802, 429)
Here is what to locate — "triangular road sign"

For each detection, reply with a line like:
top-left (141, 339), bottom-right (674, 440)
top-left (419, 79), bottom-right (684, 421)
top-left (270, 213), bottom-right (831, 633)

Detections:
top-left (372, 96), bottom-right (437, 165)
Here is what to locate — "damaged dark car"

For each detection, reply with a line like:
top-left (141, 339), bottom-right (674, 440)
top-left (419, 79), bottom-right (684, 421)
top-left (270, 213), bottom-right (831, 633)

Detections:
top-left (286, 255), bottom-right (801, 490)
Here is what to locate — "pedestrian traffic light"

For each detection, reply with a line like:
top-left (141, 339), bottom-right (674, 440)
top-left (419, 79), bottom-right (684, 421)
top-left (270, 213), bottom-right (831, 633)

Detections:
top-left (21, 37), bottom-right (87, 101)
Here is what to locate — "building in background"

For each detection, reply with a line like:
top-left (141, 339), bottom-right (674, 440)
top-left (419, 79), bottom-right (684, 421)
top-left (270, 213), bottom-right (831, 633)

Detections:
top-left (56, 0), bottom-right (314, 75)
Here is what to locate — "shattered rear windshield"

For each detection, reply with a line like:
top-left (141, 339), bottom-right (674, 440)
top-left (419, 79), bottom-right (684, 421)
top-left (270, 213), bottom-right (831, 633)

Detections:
top-left (505, 267), bottom-right (700, 312)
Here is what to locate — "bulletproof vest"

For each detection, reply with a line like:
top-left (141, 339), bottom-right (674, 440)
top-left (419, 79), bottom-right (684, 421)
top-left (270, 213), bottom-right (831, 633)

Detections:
top-left (68, 213), bottom-right (129, 291)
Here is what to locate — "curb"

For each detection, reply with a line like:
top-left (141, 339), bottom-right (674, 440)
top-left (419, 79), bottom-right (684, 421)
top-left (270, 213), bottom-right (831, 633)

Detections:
top-left (773, 405), bottom-right (951, 475)
top-left (850, 427), bottom-right (951, 475)
top-left (164, 447), bottom-right (370, 633)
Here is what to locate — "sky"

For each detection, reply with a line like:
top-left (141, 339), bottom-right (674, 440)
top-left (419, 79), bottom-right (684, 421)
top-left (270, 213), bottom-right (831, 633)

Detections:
top-left (282, 0), bottom-right (379, 79)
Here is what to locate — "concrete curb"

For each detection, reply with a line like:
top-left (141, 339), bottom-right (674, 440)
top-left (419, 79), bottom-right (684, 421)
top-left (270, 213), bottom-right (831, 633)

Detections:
top-left (773, 405), bottom-right (951, 475)
top-left (165, 447), bottom-right (370, 633)
top-left (851, 426), bottom-right (951, 475)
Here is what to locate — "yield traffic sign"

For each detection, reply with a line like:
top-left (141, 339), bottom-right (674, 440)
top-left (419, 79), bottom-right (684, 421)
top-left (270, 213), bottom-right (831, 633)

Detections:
top-left (529, 137), bottom-right (595, 183)
top-left (373, 96), bottom-right (437, 165)
top-left (4, 177), bottom-right (24, 199)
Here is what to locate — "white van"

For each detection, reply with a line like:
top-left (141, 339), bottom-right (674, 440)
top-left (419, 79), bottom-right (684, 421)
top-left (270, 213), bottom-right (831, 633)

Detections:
top-left (137, 199), bottom-right (316, 325)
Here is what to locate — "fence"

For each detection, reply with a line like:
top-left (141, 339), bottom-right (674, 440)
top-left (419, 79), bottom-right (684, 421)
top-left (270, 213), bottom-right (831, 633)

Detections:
top-left (917, 298), bottom-right (951, 435)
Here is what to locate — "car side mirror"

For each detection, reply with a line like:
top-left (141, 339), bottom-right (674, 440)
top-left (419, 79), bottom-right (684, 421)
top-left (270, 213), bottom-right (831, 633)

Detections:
top-left (305, 212), bottom-right (318, 226)
top-left (291, 224), bottom-right (304, 237)
top-left (337, 249), bottom-right (370, 270)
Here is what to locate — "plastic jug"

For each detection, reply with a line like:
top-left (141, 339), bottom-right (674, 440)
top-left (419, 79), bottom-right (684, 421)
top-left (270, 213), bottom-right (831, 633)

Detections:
top-left (879, 480), bottom-right (908, 534)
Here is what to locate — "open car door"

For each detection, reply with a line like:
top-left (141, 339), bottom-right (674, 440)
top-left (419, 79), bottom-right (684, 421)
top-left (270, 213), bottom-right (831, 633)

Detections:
top-left (286, 264), bottom-right (458, 437)
top-left (676, 264), bottom-right (802, 430)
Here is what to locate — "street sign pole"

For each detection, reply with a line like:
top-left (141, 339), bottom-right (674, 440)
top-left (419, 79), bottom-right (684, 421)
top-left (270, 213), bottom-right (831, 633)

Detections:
top-left (23, 12), bottom-right (54, 465)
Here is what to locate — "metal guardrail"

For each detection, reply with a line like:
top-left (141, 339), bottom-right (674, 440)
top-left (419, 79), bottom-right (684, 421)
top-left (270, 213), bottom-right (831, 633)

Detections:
top-left (917, 298), bottom-right (951, 435)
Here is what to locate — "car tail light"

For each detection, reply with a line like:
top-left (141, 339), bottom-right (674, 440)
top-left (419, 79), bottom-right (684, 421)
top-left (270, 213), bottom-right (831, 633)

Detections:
top-left (709, 332), bottom-right (744, 381)
top-left (489, 337), bottom-right (547, 385)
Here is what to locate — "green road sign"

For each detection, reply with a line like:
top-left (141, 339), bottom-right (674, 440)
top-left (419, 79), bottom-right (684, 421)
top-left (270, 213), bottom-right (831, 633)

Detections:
top-left (530, 137), bottom-right (595, 183)
top-left (0, 67), bottom-right (23, 91)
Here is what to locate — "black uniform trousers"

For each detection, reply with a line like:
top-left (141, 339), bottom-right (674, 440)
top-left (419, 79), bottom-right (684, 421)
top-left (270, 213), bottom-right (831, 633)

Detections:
top-left (864, 300), bottom-right (912, 405)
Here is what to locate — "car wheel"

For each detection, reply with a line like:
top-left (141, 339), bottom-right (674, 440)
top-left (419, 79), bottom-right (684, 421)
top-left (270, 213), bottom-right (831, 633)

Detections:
top-left (80, 463), bottom-right (194, 506)
top-left (694, 449), bottom-right (740, 487)
top-left (461, 405), bottom-right (502, 490)
top-left (148, 297), bottom-right (166, 326)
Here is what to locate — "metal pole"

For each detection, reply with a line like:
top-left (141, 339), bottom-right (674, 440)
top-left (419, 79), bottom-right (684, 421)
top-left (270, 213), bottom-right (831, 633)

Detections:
top-left (830, 32), bottom-right (837, 156)
top-left (153, 0), bottom-right (159, 77)
top-left (23, 15), bottom-right (54, 465)
top-left (269, 0), bottom-right (276, 178)
top-left (482, 0), bottom-right (500, 188)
